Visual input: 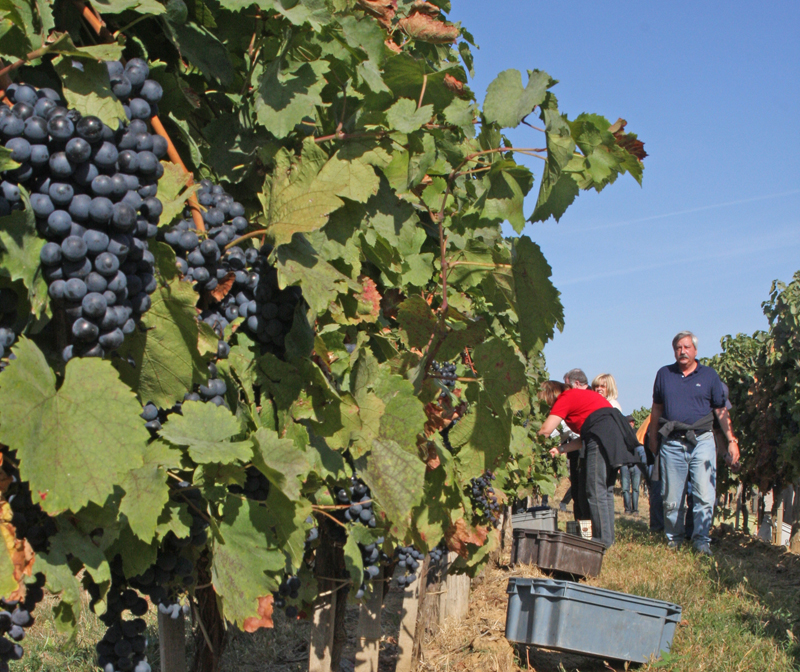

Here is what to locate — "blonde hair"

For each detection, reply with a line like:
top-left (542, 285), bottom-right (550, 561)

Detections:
top-left (591, 373), bottom-right (618, 401)
top-left (538, 380), bottom-right (566, 407)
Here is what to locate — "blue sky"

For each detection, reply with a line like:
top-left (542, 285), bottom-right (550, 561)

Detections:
top-left (447, 1), bottom-right (800, 411)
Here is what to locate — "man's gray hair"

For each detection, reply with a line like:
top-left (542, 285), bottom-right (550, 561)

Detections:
top-left (672, 331), bottom-right (698, 349)
top-left (563, 368), bottom-right (588, 387)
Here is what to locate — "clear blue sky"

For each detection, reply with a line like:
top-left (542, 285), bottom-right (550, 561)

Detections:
top-left (447, 1), bottom-right (800, 412)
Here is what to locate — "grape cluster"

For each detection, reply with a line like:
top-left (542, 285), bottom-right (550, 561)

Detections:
top-left (427, 540), bottom-right (447, 566)
top-left (184, 361), bottom-right (228, 407)
top-left (0, 78), bottom-right (165, 360)
top-left (430, 360), bottom-right (457, 389)
top-left (468, 470), bottom-right (501, 528)
top-left (105, 58), bottom-right (163, 122)
top-left (355, 536), bottom-right (387, 599)
top-left (394, 546), bottom-right (424, 588)
top-left (0, 574), bottom-right (45, 671)
top-left (273, 575), bottom-right (301, 619)
top-left (333, 477), bottom-right (376, 528)
top-left (228, 466), bottom-right (270, 501)
top-left (159, 181), bottom-right (302, 360)
top-left (0, 289), bottom-right (18, 369)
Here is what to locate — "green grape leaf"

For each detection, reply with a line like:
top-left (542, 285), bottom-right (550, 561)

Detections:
top-left (261, 141), bottom-right (344, 247)
top-left (116, 273), bottom-right (207, 409)
top-left (338, 14), bottom-right (385, 66)
top-left (510, 236), bottom-right (564, 355)
top-left (263, 487), bottom-right (312, 571)
top-left (436, 316), bottom-right (486, 362)
top-left (119, 465), bottom-right (170, 542)
top-left (251, 428), bottom-right (310, 501)
top-left (397, 295), bottom-right (438, 350)
top-left (164, 20), bottom-right (234, 86)
top-left (0, 146), bottom-right (19, 173)
top-left (156, 161), bottom-right (200, 229)
top-left (35, 551), bottom-right (82, 633)
top-left (472, 338), bottom-right (528, 414)
top-left (167, 112), bottom-right (205, 169)
top-left (107, 525), bottom-right (157, 578)
top-left (382, 53), bottom-right (459, 112)
top-left (531, 173), bottom-right (579, 224)
top-left (47, 528), bottom-right (111, 584)
top-left (53, 56), bottom-right (126, 129)
top-left (0, 339), bottom-right (148, 514)
top-left (478, 162), bottom-right (534, 233)
top-left (483, 69), bottom-right (551, 129)
top-left (255, 59), bottom-right (328, 138)
top-left (154, 501), bottom-right (194, 541)
top-left (203, 113), bottom-right (274, 184)
top-left (0, 195), bottom-right (47, 317)
top-left (212, 496), bottom-right (287, 628)
top-left (316, 154), bottom-right (380, 204)
top-left (91, 0), bottom-right (166, 14)
top-left (449, 392), bottom-right (511, 475)
top-left (386, 98), bottom-right (434, 133)
top-left (275, 236), bottom-right (357, 314)
top-left (359, 438), bottom-right (426, 539)
top-left (160, 401), bottom-right (253, 464)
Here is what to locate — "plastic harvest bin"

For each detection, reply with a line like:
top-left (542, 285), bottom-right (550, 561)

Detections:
top-left (505, 578), bottom-right (682, 663)
top-left (511, 506), bottom-right (558, 532)
top-left (511, 529), bottom-right (605, 578)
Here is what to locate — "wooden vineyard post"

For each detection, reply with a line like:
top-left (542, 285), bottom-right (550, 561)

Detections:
top-left (775, 488), bottom-right (785, 546)
top-left (354, 567), bottom-right (384, 672)
top-left (735, 482), bottom-right (743, 531)
top-left (157, 610), bottom-right (186, 672)
top-left (395, 564), bottom-right (423, 672)
top-left (308, 589), bottom-right (337, 672)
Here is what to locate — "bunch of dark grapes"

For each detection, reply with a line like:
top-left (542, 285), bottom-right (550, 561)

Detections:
top-left (0, 448), bottom-right (50, 671)
top-left (228, 466), bottom-right (270, 501)
top-left (0, 288), bottom-right (18, 370)
top-left (90, 558), bottom-right (151, 672)
top-left (0, 573), bottom-right (46, 671)
top-left (355, 536), bottom-right (387, 599)
top-left (430, 360), bottom-right (457, 391)
top-left (90, 482), bottom-right (206, 672)
top-left (394, 546), bottom-right (425, 588)
top-left (184, 361), bottom-right (228, 407)
top-left (160, 181), bottom-right (301, 360)
top-left (0, 73), bottom-right (165, 361)
top-left (329, 477), bottom-right (391, 599)
top-left (272, 575), bottom-right (301, 618)
top-left (427, 540), bottom-right (447, 566)
top-left (468, 470), bottom-right (501, 528)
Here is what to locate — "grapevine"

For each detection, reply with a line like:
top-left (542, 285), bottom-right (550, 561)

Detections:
top-left (0, 0), bottom-right (646, 669)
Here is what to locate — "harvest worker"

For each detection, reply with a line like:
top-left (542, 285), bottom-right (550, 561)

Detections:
top-left (559, 369), bottom-right (591, 520)
top-left (648, 331), bottom-right (740, 555)
top-left (538, 380), bottom-right (641, 548)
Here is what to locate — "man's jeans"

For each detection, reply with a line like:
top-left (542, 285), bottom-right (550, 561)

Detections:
top-left (619, 464), bottom-right (641, 513)
top-left (660, 432), bottom-right (716, 547)
top-left (584, 437), bottom-right (616, 548)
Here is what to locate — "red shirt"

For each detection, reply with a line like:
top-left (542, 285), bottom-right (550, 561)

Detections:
top-left (550, 388), bottom-right (612, 433)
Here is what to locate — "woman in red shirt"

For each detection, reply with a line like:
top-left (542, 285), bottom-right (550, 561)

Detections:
top-left (537, 380), bottom-right (617, 547)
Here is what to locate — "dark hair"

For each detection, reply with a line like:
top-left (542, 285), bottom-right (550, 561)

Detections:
top-left (538, 380), bottom-right (566, 407)
top-left (563, 368), bottom-right (588, 387)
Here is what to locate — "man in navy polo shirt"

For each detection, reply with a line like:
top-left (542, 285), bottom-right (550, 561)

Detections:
top-left (648, 331), bottom-right (740, 555)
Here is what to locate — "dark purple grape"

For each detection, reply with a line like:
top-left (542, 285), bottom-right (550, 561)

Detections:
top-left (73, 161), bottom-right (99, 187)
top-left (47, 115), bottom-right (74, 140)
top-left (29, 144), bottom-right (49, 166)
top-left (61, 235), bottom-right (87, 262)
top-left (64, 278), bottom-right (88, 301)
top-left (94, 252), bottom-right (120, 276)
top-left (76, 115), bottom-right (104, 143)
top-left (69, 194), bottom-right (92, 221)
top-left (89, 197), bottom-right (114, 224)
top-left (30, 193), bottom-right (54, 218)
top-left (5, 136), bottom-right (31, 162)
top-left (65, 137), bottom-right (92, 163)
top-left (49, 182), bottom-right (74, 207)
top-left (46, 210), bottom-right (72, 237)
top-left (92, 142), bottom-right (119, 169)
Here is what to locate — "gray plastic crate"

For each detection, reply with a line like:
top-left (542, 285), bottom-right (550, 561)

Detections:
top-left (511, 506), bottom-right (558, 532)
top-left (505, 578), bottom-right (682, 663)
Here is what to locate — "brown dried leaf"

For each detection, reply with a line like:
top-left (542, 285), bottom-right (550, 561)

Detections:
top-left (443, 73), bottom-right (467, 98)
top-left (385, 39), bottom-right (402, 54)
top-left (445, 518), bottom-right (489, 558)
top-left (356, 276), bottom-right (381, 323)
top-left (206, 271), bottom-right (236, 303)
top-left (424, 440), bottom-right (440, 471)
top-left (242, 595), bottom-right (275, 632)
top-left (411, 0), bottom-right (440, 16)
top-left (358, 0), bottom-right (397, 30)
top-left (0, 503), bottom-right (35, 602)
top-left (398, 10), bottom-right (460, 43)
top-left (610, 119), bottom-right (647, 160)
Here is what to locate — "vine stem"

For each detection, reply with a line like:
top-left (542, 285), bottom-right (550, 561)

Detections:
top-left (150, 116), bottom-right (206, 233)
top-left (312, 507), bottom-right (348, 528)
top-left (71, 0), bottom-right (114, 41)
top-left (448, 260), bottom-right (512, 269)
top-left (225, 229), bottom-right (268, 251)
top-left (418, 73), bottom-right (428, 110)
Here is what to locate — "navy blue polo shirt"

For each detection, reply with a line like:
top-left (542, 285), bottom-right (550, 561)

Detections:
top-left (652, 362), bottom-right (726, 425)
